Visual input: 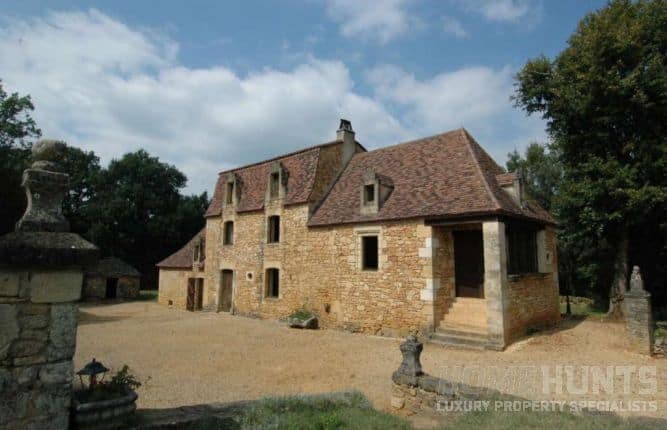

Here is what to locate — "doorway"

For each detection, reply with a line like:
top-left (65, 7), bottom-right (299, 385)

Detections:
top-left (186, 278), bottom-right (204, 311)
top-left (454, 230), bottom-right (485, 298)
top-left (105, 278), bottom-right (118, 299)
top-left (220, 270), bottom-right (233, 312)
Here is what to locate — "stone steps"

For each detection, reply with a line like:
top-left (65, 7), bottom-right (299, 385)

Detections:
top-left (429, 330), bottom-right (488, 350)
top-left (439, 298), bottom-right (487, 331)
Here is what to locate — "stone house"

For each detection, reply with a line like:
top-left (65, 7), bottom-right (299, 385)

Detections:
top-left (83, 257), bottom-right (140, 300)
top-left (157, 228), bottom-right (207, 311)
top-left (158, 121), bottom-right (559, 349)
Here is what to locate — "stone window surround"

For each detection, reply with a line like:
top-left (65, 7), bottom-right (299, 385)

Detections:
top-left (224, 172), bottom-right (241, 208)
top-left (266, 215), bottom-right (281, 244)
top-left (220, 214), bottom-right (236, 246)
top-left (354, 226), bottom-right (383, 273)
top-left (266, 162), bottom-right (289, 202)
top-left (263, 262), bottom-right (282, 300)
top-left (223, 220), bottom-right (234, 246)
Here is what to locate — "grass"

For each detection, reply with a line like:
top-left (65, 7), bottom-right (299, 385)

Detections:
top-left (442, 408), bottom-right (652, 430)
top-left (182, 392), bottom-right (656, 430)
top-left (560, 296), bottom-right (607, 317)
top-left (136, 289), bottom-right (158, 301)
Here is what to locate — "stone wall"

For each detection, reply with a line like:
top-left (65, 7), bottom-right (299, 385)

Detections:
top-left (158, 269), bottom-right (204, 310)
top-left (82, 276), bottom-right (139, 300)
top-left (504, 226), bottom-right (560, 343)
top-left (204, 204), bottom-right (437, 335)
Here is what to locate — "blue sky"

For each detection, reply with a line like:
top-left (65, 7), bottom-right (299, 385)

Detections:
top-left (1, 0), bottom-right (608, 194)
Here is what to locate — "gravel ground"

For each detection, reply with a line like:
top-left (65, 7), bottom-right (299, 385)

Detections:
top-left (74, 302), bottom-right (667, 419)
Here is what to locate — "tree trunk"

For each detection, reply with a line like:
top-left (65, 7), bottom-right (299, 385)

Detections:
top-left (607, 230), bottom-right (629, 320)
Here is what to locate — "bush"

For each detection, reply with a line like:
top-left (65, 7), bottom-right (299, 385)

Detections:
top-left (289, 307), bottom-right (317, 321)
top-left (75, 365), bottom-right (142, 404)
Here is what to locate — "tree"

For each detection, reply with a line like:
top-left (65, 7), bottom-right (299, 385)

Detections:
top-left (0, 80), bottom-right (41, 234)
top-left (514, 0), bottom-right (667, 315)
top-left (60, 146), bottom-right (102, 235)
top-left (506, 142), bottom-right (561, 211)
top-left (86, 150), bottom-right (207, 289)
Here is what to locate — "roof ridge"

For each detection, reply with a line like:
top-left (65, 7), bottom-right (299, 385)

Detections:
top-left (217, 140), bottom-right (343, 176)
top-left (460, 128), bottom-right (502, 211)
top-left (358, 128), bottom-right (464, 157)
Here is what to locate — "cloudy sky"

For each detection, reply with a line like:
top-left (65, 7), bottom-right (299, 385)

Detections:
top-left (1, 0), bottom-right (607, 194)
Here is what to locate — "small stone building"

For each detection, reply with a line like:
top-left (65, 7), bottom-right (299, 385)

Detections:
top-left (83, 257), bottom-right (140, 300)
top-left (158, 121), bottom-right (560, 349)
top-left (157, 229), bottom-right (206, 311)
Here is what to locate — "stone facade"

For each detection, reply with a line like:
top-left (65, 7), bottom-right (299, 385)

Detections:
top-left (160, 124), bottom-right (560, 348)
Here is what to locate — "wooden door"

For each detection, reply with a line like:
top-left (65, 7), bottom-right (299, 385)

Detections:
top-left (186, 278), bottom-right (195, 311)
top-left (454, 230), bottom-right (485, 298)
top-left (220, 270), bottom-right (233, 312)
top-left (195, 279), bottom-right (204, 311)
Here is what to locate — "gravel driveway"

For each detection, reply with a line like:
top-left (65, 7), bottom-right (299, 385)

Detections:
top-left (74, 302), bottom-right (666, 418)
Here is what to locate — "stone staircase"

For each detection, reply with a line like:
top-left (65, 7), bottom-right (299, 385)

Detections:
top-left (430, 298), bottom-right (489, 350)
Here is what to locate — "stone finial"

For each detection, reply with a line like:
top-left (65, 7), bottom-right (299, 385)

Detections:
top-left (397, 335), bottom-right (423, 377)
top-left (16, 139), bottom-right (70, 232)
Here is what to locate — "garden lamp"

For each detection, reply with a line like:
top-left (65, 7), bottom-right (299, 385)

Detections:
top-left (76, 358), bottom-right (109, 389)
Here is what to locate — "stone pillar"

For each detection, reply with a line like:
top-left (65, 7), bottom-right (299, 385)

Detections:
top-left (0, 140), bottom-right (98, 430)
top-left (623, 266), bottom-right (654, 355)
top-left (483, 220), bottom-right (509, 350)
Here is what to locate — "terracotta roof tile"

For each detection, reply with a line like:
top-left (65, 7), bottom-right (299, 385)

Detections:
top-left (205, 143), bottom-right (338, 217)
top-left (156, 228), bottom-right (206, 269)
top-left (309, 129), bottom-right (554, 226)
top-left (86, 257), bottom-right (140, 277)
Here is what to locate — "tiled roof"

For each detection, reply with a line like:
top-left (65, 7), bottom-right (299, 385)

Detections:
top-left (156, 228), bottom-right (206, 269)
top-left (205, 142), bottom-right (339, 217)
top-left (86, 257), bottom-right (140, 278)
top-left (309, 128), bottom-right (554, 226)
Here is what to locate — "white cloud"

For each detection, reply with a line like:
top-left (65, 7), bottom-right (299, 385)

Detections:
top-left (442, 15), bottom-right (467, 38)
top-left (324, 0), bottom-right (414, 44)
top-left (459, 0), bottom-right (532, 22)
top-left (0, 9), bottom-right (545, 195)
top-left (0, 10), bottom-right (405, 193)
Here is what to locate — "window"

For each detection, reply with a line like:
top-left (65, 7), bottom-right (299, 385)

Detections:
top-left (361, 235), bottom-right (379, 271)
top-left (266, 268), bottom-right (279, 298)
top-left (268, 215), bottom-right (280, 243)
top-left (223, 221), bottom-right (234, 245)
top-left (364, 184), bottom-right (375, 204)
top-left (269, 172), bottom-right (280, 198)
top-left (225, 182), bottom-right (234, 205)
top-left (507, 226), bottom-right (538, 274)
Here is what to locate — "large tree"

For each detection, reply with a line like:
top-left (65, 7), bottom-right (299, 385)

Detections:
top-left (0, 81), bottom-right (41, 234)
top-left (87, 150), bottom-right (207, 288)
top-left (506, 142), bottom-right (561, 211)
top-left (514, 0), bottom-right (667, 315)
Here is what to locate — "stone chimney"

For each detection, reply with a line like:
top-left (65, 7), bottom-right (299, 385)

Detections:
top-left (337, 119), bottom-right (356, 164)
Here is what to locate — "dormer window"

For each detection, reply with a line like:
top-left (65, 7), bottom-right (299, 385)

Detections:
top-left (225, 173), bottom-right (240, 207)
top-left (266, 162), bottom-right (288, 201)
top-left (364, 184), bottom-right (375, 204)
top-left (360, 171), bottom-right (392, 215)
top-left (269, 172), bottom-right (280, 199)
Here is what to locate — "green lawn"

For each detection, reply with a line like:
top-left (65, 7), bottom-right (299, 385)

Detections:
top-left (136, 289), bottom-right (158, 301)
top-left (182, 392), bottom-right (655, 430)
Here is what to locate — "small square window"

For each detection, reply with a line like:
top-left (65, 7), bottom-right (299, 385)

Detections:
top-left (269, 172), bottom-right (280, 198)
top-left (361, 235), bottom-right (378, 271)
top-left (268, 216), bottom-right (280, 243)
top-left (266, 268), bottom-right (280, 298)
top-left (225, 182), bottom-right (234, 205)
top-left (223, 221), bottom-right (234, 245)
top-left (364, 184), bottom-right (375, 204)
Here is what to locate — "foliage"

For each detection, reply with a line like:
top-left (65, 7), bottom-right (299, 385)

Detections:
top-left (506, 142), bottom-right (561, 211)
top-left (60, 146), bottom-right (102, 234)
top-left (513, 0), bottom-right (667, 307)
top-left (289, 307), bottom-right (317, 321)
top-left (239, 392), bottom-right (411, 430)
top-left (75, 365), bottom-right (142, 404)
top-left (0, 81), bottom-right (41, 235)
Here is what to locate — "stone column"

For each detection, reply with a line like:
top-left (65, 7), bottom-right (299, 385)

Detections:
top-left (623, 266), bottom-right (654, 355)
top-left (0, 140), bottom-right (98, 430)
top-left (483, 220), bottom-right (509, 350)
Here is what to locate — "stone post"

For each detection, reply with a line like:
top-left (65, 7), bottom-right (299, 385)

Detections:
top-left (483, 220), bottom-right (509, 350)
top-left (623, 266), bottom-right (654, 355)
top-left (392, 335), bottom-right (423, 386)
top-left (0, 140), bottom-right (98, 429)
